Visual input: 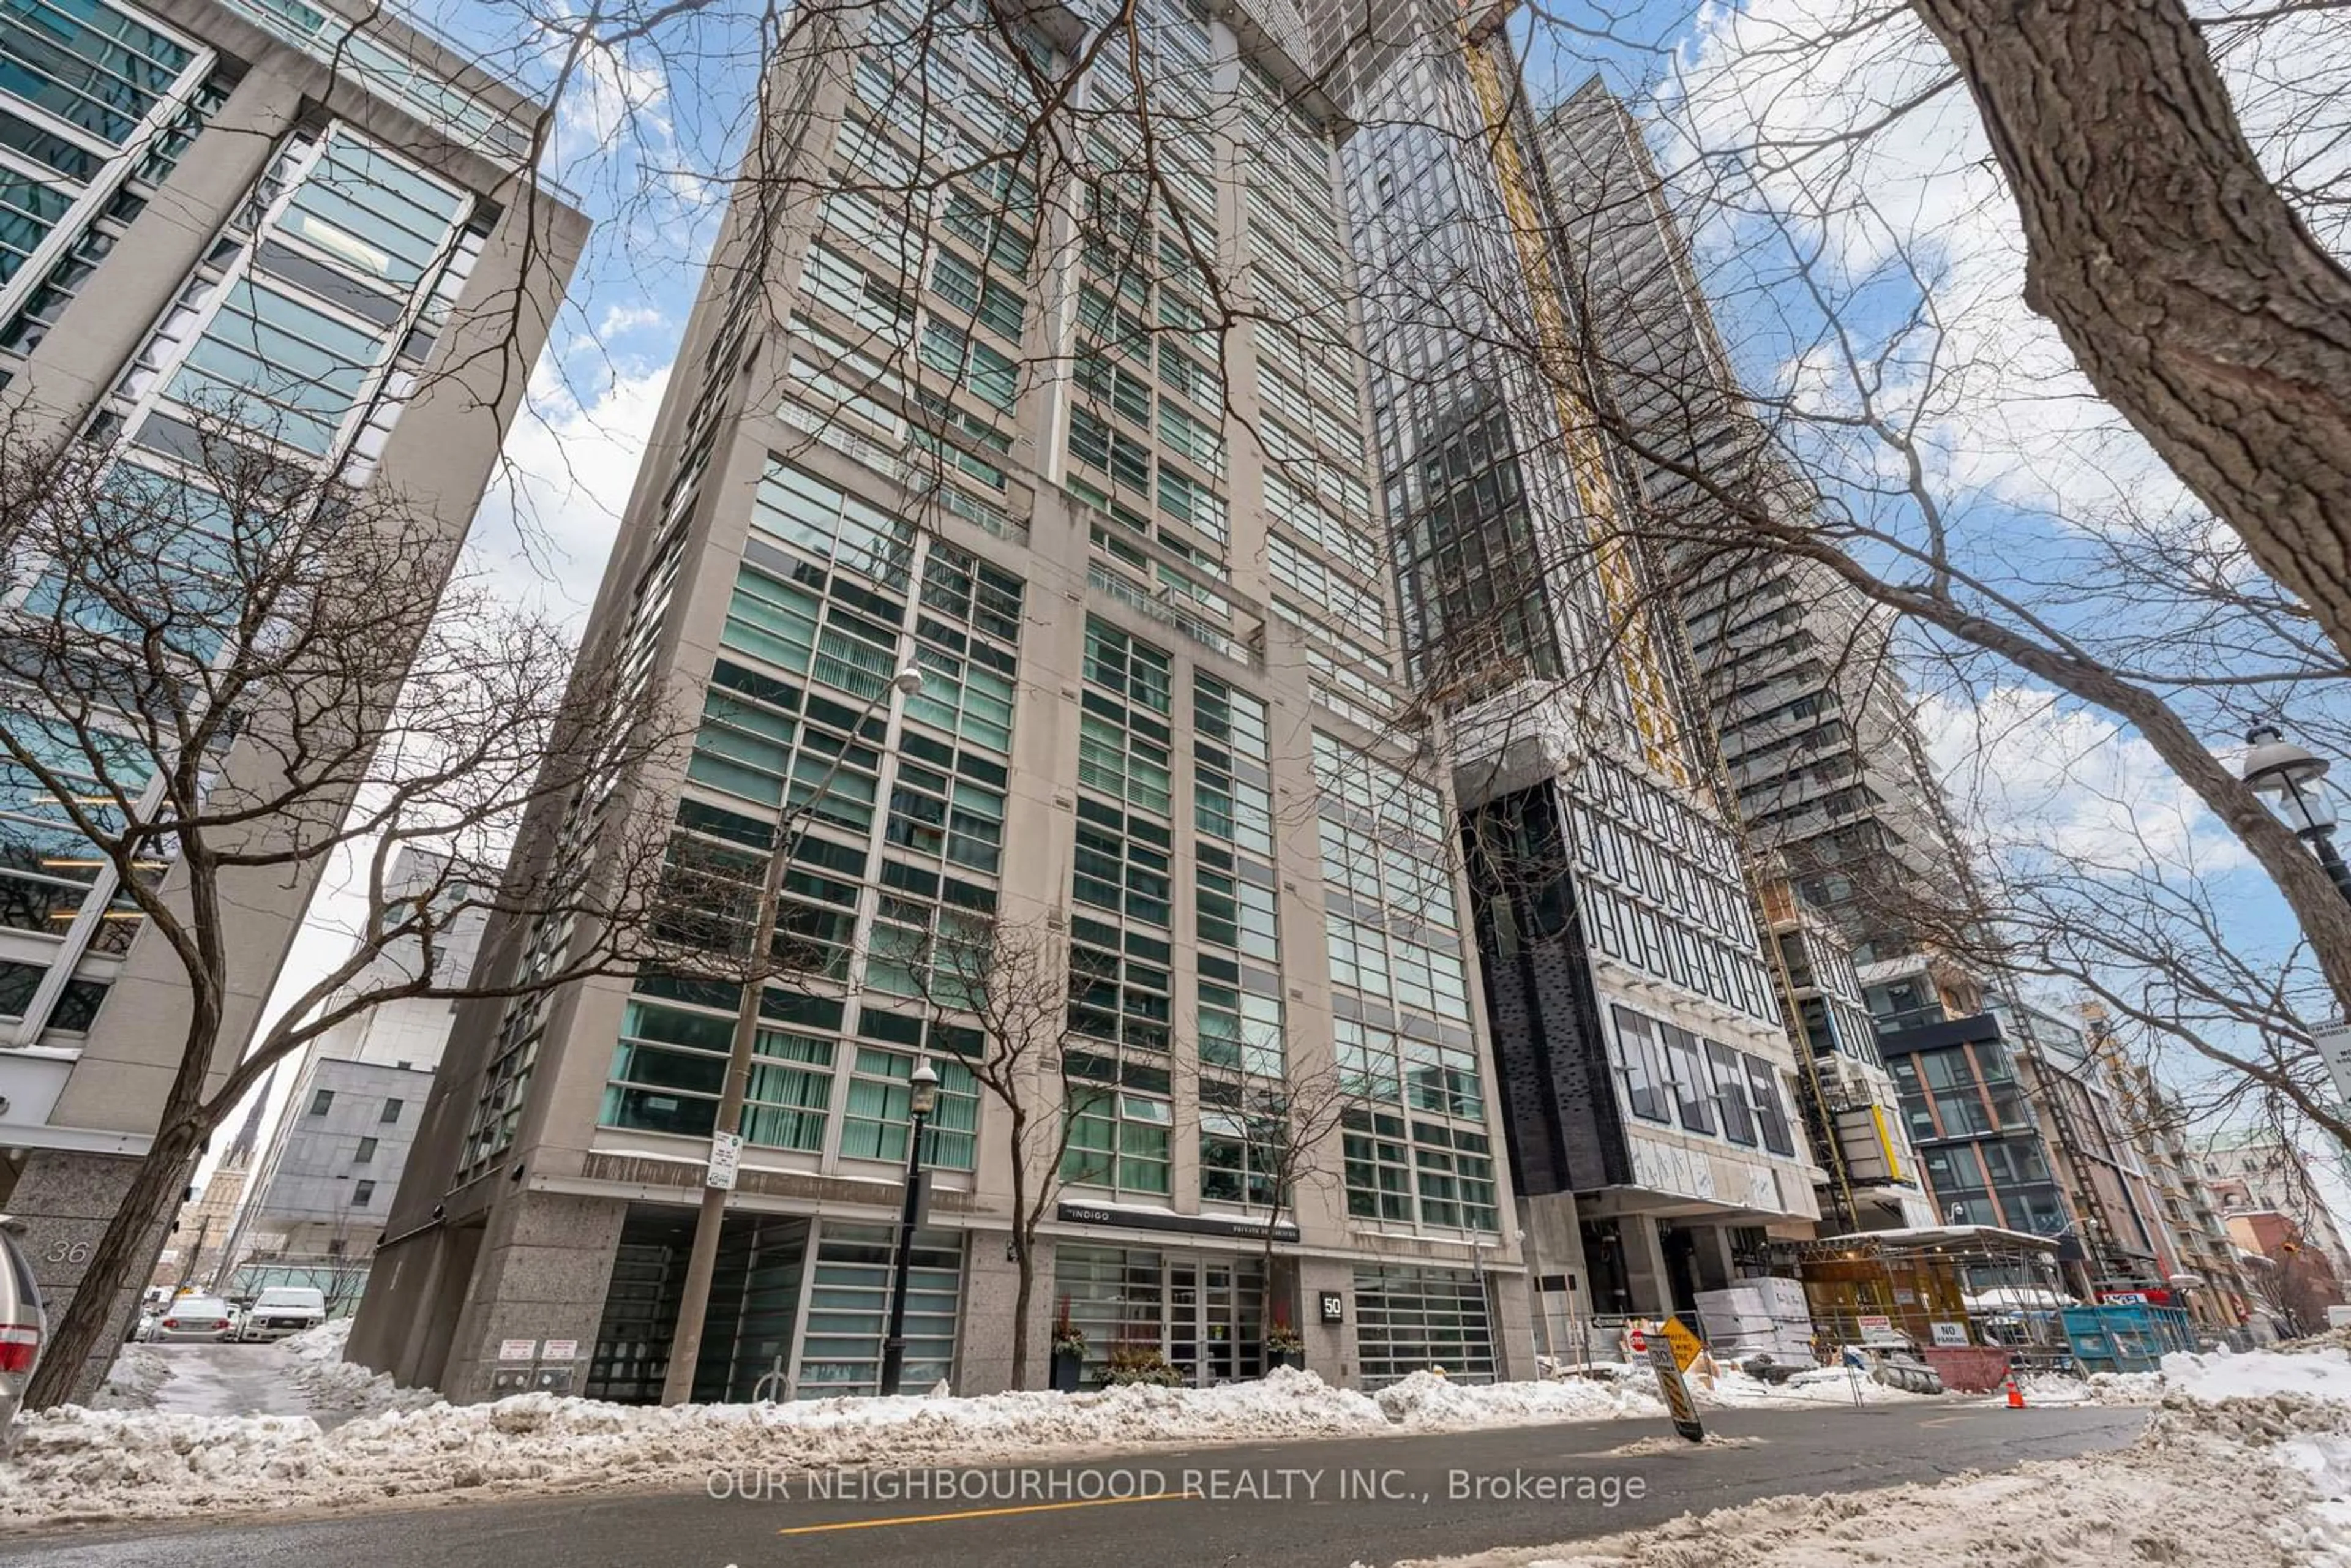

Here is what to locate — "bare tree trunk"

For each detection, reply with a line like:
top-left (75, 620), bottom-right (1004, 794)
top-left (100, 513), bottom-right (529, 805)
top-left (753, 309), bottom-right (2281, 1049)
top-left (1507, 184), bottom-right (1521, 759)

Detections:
top-left (27, 1116), bottom-right (205, 1409)
top-left (1011, 1247), bottom-right (1037, 1394)
top-left (1008, 1106), bottom-right (1032, 1392)
top-left (1911, 0), bottom-right (2351, 668)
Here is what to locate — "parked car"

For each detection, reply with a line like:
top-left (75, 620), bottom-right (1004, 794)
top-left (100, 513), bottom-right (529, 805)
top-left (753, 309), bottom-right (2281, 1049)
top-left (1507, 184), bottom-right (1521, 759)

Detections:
top-left (236, 1286), bottom-right (326, 1343)
top-left (145, 1295), bottom-right (236, 1343)
top-left (2, 1217), bottom-right (46, 1453)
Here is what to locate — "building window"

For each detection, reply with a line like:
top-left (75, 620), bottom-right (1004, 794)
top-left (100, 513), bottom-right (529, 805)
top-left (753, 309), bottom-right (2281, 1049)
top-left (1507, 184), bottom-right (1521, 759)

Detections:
top-left (1198, 1109), bottom-right (1281, 1207)
top-left (379, 1098), bottom-right (403, 1122)
top-left (352, 1180), bottom-right (375, 1206)
top-left (1663, 1024), bottom-right (1717, 1135)
top-left (1709, 1040), bottom-right (1757, 1145)
top-left (1607, 1007), bottom-right (1671, 1123)
top-left (1062, 1086), bottom-right (1172, 1196)
top-left (353, 1136), bottom-right (377, 1164)
top-left (1746, 1056), bottom-right (1796, 1156)
top-left (309, 1089), bottom-right (334, 1116)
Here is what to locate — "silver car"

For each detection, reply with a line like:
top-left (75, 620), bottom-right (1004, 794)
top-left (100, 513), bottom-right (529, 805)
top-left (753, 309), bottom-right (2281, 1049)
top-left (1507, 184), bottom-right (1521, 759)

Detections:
top-left (1, 1217), bottom-right (44, 1453)
top-left (146, 1295), bottom-right (236, 1343)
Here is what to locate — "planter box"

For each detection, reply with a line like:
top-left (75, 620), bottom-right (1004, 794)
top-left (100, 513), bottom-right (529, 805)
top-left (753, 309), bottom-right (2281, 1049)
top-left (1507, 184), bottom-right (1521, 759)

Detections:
top-left (1265, 1348), bottom-right (1302, 1373)
top-left (1050, 1350), bottom-right (1083, 1393)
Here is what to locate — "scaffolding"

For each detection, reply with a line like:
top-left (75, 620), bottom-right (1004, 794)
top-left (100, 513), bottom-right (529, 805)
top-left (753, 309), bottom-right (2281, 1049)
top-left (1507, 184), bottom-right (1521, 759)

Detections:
top-left (1793, 1224), bottom-right (2071, 1363)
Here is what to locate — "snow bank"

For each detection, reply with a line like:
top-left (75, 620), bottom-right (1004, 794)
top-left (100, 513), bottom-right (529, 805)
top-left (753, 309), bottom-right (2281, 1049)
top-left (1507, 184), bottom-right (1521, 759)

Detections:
top-left (2167, 1346), bottom-right (2351, 1405)
top-left (0, 1368), bottom-right (1390, 1526)
top-left (88, 1345), bottom-right (170, 1412)
top-left (1376, 1371), bottom-right (1664, 1428)
top-left (1706, 1367), bottom-right (1936, 1408)
top-left (277, 1319), bottom-right (438, 1417)
top-left (1395, 1349), bottom-right (2351, 1568)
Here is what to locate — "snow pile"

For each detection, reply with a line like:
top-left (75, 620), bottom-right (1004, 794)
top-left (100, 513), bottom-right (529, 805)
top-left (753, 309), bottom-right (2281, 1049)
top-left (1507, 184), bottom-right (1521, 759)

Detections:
top-left (0, 1367), bottom-right (1390, 1526)
top-left (88, 1344), bottom-right (171, 1411)
top-left (277, 1320), bottom-right (437, 1417)
top-left (1376, 1371), bottom-right (1664, 1428)
top-left (2167, 1345), bottom-right (2351, 1403)
top-left (1706, 1367), bottom-right (1936, 1409)
top-left (1395, 1349), bottom-right (2351, 1568)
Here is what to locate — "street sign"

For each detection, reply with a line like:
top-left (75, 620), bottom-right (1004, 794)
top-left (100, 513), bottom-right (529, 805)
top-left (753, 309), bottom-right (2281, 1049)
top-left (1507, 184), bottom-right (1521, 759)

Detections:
top-left (498, 1338), bottom-right (538, 1362)
top-left (2316, 1024), bottom-right (2351, 1105)
top-left (543, 1339), bottom-right (580, 1360)
top-left (1661, 1315), bottom-right (1704, 1372)
top-left (706, 1131), bottom-right (743, 1190)
top-left (1646, 1340), bottom-right (1708, 1444)
top-left (1627, 1325), bottom-right (1648, 1354)
top-left (1929, 1321), bottom-right (1970, 1347)
top-left (1857, 1314), bottom-right (1892, 1335)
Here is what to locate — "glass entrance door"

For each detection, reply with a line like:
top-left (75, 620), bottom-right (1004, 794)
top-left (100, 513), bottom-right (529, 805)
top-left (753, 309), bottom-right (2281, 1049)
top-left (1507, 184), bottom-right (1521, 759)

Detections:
top-left (1162, 1256), bottom-right (1264, 1386)
top-left (1168, 1264), bottom-right (1201, 1383)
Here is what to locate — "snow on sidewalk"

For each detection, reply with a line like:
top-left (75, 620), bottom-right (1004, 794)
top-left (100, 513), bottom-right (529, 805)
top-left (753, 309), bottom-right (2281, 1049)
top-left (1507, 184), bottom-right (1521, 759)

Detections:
top-left (2, 1367), bottom-right (1395, 1526)
top-left (1387, 1349), bottom-right (2351, 1568)
top-left (2, 1334), bottom-right (1978, 1529)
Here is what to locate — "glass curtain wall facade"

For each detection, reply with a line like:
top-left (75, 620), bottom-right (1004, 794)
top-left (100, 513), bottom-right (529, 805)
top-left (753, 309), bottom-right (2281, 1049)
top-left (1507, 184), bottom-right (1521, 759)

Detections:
top-left (371, 0), bottom-right (1530, 1403)
top-left (1537, 78), bottom-right (1976, 966)
top-left (0, 0), bottom-right (578, 1397)
top-left (1333, 5), bottom-right (1820, 1330)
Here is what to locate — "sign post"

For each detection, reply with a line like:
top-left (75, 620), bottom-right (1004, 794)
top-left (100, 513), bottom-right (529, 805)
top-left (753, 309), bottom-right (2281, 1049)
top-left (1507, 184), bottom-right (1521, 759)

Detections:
top-left (705, 1131), bottom-right (743, 1191)
top-left (2315, 1024), bottom-right (2351, 1105)
top-left (1646, 1328), bottom-right (1707, 1444)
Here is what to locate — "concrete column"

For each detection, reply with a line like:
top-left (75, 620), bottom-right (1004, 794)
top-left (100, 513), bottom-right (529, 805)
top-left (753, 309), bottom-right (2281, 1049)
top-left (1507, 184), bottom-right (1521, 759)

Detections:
top-left (955, 1230), bottom-right (1046, 1395)
top-left (1619, 1215), bottom-right (1673, 1318)
top-left (1299, 1255), bottom-right (1357, 1384)
top-left (1488, 1271), bottom-right (1537, 1381)
top-left (438, 1191), bottom-right (628, 1403)
top-left (1690, 1225), bottom-right (1738, 1294)
top-left (9, 1150), bottom-right (163, 1401)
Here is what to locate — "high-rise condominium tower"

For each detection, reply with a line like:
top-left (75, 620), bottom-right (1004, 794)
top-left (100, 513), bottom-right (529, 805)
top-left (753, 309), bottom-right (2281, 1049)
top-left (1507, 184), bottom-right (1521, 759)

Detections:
top-left (1333, 1), bottom-right (1822, 1329)
top-left (1539, 78), bottom-right (1975, 966)
top-left (367, 0), bottom-right (1534, 1403)
top-left (0, 0), bottom-right (582, 1390)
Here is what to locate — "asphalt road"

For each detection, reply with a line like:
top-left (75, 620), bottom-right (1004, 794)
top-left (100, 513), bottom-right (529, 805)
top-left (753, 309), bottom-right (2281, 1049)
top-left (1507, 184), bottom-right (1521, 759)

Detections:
top-left (1, 1400), bottom-right (2145, 1568)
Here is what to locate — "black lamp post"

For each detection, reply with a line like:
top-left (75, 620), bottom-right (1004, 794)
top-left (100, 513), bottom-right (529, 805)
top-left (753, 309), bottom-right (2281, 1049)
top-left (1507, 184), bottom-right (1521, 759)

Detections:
top-left (2241, 722), bottom-right (2351, 906)
top-left (879, 1057), bottom-right (939, 1397)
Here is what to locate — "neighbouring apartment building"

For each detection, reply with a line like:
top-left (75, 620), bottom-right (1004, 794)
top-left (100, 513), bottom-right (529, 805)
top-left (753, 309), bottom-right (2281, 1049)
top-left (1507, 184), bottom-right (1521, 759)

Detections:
top-left (2204, 1128), bottom-right (2351, 1291)
top-left (0, 0), bottom-right (583, 1392)
top-left (1536, 78), bottom-right (1977, 967)
top-left (1754, 869), bottom-right (1933, 1232)
top-left (1862, 957), bottom-right (2077, 1244)
top-left (362, 0), bottom-right (1539, 1404)
top-left (1332, 1), bottom-right (1821, 1340)
top-left (219, 849), bottom-right (491, 1309)
top-left (2084, 1019), bottom-right (2255, 1335)
top-left (1988, 994), bottom-right (2173, 1296)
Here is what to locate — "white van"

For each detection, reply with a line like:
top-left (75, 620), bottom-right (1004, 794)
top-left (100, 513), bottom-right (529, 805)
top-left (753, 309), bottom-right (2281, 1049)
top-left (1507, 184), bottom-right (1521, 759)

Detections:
top-left (237, 1286), bottom-right (328, 1342)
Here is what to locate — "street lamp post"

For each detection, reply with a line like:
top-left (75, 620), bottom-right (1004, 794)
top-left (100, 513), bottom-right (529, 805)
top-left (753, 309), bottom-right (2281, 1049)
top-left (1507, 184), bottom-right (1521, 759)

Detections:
top-left (879, 1057), bottom-right (939, 1397)
top-left (659, 666), bottom-right (923, 1406)
top-left (2241, 721), bottom-right (2351, 906)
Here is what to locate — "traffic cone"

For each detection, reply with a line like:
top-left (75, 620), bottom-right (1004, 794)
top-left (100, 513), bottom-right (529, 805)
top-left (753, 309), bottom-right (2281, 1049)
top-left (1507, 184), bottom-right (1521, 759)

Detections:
top-left (2004, 1372), bottom-right (2026, 1409)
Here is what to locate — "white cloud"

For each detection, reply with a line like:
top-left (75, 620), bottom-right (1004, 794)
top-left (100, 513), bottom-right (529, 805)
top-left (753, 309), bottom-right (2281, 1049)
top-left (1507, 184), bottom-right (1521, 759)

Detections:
top-left (596, 302), bottom-right (669, 339)
top-left (1916, 685), bottom-right (2249, 877)
top-left (1654, 0), bottom-right (2351, 540)
top-left (465, 356), bottom-right (673, 624)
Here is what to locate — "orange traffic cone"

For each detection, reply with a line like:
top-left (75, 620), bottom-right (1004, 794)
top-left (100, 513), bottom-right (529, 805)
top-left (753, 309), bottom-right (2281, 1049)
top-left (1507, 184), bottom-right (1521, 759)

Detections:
top-left (2004, 1372), bottom-right (2026, 1409)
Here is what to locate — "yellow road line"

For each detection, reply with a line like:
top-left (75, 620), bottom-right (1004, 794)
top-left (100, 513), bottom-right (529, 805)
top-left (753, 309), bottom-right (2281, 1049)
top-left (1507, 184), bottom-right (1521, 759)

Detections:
top-left (777, 1491), bottom-right (1191, 1535)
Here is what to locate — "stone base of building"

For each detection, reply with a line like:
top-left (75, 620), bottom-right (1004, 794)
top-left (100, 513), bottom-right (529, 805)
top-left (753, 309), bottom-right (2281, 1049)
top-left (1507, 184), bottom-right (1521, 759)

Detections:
top-left (351, 1188), bottom-right (1537, 1404)
top-left (6, 1147), bottom-right (170, 1403)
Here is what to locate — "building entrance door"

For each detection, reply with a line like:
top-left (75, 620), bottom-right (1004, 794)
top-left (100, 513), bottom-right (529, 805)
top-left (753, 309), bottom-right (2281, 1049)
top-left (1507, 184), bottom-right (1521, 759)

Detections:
top-left (1166, 1256), bottom-right (1262, 1385)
